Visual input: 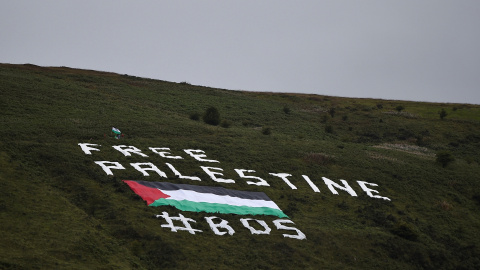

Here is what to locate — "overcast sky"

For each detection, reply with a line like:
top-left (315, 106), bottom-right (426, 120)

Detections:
top-left (1, 1), bottom-right (479, 104)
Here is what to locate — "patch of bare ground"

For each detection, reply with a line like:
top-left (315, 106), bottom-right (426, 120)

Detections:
top-left (366, 151), bottom-right (404, 163)
top-left (383, 111), bottom-right (419, 119)
top-left (303, 152), bottom-right (335, 165)
top-left (300, 106), bottom-right (328, 113)
top-left (373, 143), bottom-right (435, 158)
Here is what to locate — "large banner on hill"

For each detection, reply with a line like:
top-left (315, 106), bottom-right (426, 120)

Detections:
top-left (78, 143), bottom-right (391, 240)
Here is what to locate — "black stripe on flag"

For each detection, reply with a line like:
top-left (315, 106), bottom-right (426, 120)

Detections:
top-left (132, 181), bottom-right (272, 201)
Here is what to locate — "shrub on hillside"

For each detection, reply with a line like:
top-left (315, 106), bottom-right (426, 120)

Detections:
top-left (439, 108), bottom-right (448, 120)
top-left (328, 107), bottom-right (336, 117)
top-left (473, 194), bottom-right (480, 206)
top-left (390, 221), bottom-right (419, 241)
top-left (436, 151), bottom-right (455, 168)
top-left (203, 106), bottom-right (220, 126)
top-left (262, 127), bottom-right (271, 135)
top-left (189, 112), bottom-right (201, 121)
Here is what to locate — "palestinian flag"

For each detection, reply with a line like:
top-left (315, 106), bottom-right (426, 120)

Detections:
top-left (123, 180), bottom-right (288, 218)
top-left (112, 127), bottom-right (121, 134)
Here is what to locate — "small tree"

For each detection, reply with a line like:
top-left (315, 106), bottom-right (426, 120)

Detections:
top-left (439, 108), bottom-right (448, 120)
top-left (328, 107), bottom-right (336, 118)
top-left (203, 106), bottom-right (220, 126)
top-left (436, 151), bottom-right (455, 168)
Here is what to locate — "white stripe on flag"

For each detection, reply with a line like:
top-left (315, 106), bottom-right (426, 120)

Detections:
top-left (162, 189), bottom-right (281, 210)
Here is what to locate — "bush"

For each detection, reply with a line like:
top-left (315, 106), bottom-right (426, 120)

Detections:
top-left (325, 125), bottom-right (333, 134)
top-left (390, 221), bottom-right (419, 241)
top-left (436, 151), bottom-right (455, 168)
top-left (262, 127), bottom-right (271, 135)
top-left (439, 108), bottom-right (448, 120)
top-left (203, 106), bottom-right (220, 126)
top-left (189, 112), bottom-right (201, 121)
top-left (283, 106), bottom-right (291, 114)
top-left (395, 105), bottom-right (405, 112)
top-left (328, 107), bottom-right (336, 117)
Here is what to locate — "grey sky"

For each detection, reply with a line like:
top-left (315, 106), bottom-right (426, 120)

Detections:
top-left (1, 1), bottom-right (479, 104)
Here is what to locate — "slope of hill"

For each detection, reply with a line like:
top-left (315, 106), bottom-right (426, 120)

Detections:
top-left (1, 63), bottom-right (479, 269)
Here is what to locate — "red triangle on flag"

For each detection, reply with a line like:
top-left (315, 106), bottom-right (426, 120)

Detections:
top-left (123, 180), bottom-right (170, 205)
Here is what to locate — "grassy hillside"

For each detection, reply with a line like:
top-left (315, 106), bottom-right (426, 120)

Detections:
top-left (1, 63), bottom-right (479, 269)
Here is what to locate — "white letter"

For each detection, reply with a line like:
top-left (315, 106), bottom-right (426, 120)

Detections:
top-left (200, 166), bottom-right (235, 183)
top-left (205, 216), bottom-right (235, 236)
top-left (322, 177), bottom-right (357, 197)
top-left (112, 145), bottom-right (148, 157)
top-left (130, 162), bottom-right (167, 177)
top-left (166, 163), bottom-right (201, 181)
top-left (240, 218), bottom-right (271, 235)
top-left (78, 143), bottom-right (101, 155)
top-left (156, 212), bottom-right (202, 234)
top-left (184, 149), bottom-right (219, 163)
top-left (94, 161), bottom-right (125, 175)
top-left (235, 169), bottom-right (269, 186)
top-left (269, 173), bottom-right (297, 190)
top-left (302, 175), bottom-right (320, 193)
top-left (149, 147), bottom-right (183, 159)
top-left (357, 181), bottom-right (391, 201)
top-left (273, 219), bottom-right (306, 240)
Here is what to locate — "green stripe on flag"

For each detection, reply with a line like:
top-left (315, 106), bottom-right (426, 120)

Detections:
top-left (150, 199), bottom-right (288, 218)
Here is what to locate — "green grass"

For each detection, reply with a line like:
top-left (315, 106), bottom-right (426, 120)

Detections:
top-left (1, 63), bottom-right (480, 269)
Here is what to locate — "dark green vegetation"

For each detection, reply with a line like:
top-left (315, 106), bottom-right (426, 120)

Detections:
top-left (1, 63), bottom-right (480, 269)
top-left (203, 106), bottom-right (221, 126)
